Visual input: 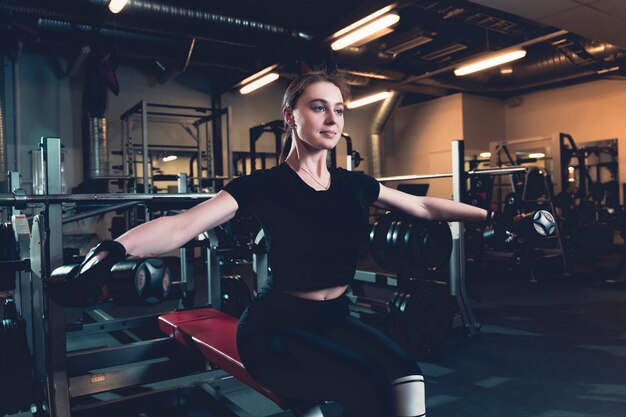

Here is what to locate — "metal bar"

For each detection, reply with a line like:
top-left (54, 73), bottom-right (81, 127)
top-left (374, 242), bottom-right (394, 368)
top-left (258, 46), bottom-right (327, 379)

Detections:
top-left (178, 174), bottom-right (192, 309)
top-left (62, 201), bottom-right (140, 224)
top-left (199, 382), bottom-right (257, 417)
top-left (130, 144), bottom-right (199, 149)
top-left (144, 111), bottom-right (216, 118)
top-left (119, 100), bottom-right (144, 121)
top-left (43, 137), bottom-right (72, 417)
top-left (450, 140), bottom-right (479, 335)
top-left (66, 314), bottom-right (159, 337)
top-left (226, 106), bottom-right (232, 179)
top-left (0, 192), bottom-right (216, 206)
top-left (66, 338), bottom-right (175, 376)
top-left (141, 100), bottom-right (150, 196)
top-left (146, 103), bottom-right (215, 112)
top-left (68, 357), bottom-right (203, 397)
top-left (377, 173), bottom-right (453, 182)
top-left (192, 109), bottom-right (229, 127)
top-left (467, 166), bottom-right (527, 176)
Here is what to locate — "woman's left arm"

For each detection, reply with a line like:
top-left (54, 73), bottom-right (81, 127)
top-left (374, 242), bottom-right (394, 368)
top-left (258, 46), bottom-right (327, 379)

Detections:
top-left (373, 183), bottom-right (490, 223)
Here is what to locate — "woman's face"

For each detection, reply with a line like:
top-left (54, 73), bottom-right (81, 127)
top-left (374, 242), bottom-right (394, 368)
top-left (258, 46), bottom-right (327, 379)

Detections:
top-left (286, 81), bottom-right (345, 152)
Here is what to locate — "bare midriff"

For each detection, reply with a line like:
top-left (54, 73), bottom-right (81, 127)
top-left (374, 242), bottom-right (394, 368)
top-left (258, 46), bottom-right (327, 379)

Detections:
top-left (282, 284), bottom-right (349, 301)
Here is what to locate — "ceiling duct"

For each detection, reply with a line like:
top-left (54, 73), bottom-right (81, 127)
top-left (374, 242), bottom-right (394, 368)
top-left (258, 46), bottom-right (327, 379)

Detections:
top-left (382, 28), bottom-right (436, 57)
top-left (369, 91), bottom-right (403, 178)
top-left (421, 43), bottom-right (468, 61)
top-left (1, 1), bottom-right (311, 41)
top-left (0, 89), bottom-right (6, 185)
top-left (86, 0), bottom-right (311, 40)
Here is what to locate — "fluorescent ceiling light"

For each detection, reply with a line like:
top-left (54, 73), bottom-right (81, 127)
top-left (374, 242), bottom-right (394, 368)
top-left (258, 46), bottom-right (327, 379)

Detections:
top-left (528, 152), bottom-right (545, 159)
top-left (331, 13), bottom-right (400, 51)
top-left (162, 155), bottom-right (178, 162)
top-left (108, 0), bottom-right (129, 14)
top-left (479, 152), bottom-right (491, 158)
top-left (454, 49), bottom-right (527, 76)
top-left (347, 91), bottom-right (391, 109)
top-left (597, 66), bottom-right (619, 74)
top-left (239, 73), bottom-right (279, 95)
top-left (333, 5), bottom-right (395, 39)
top-left (238, 65), bottom-right (278, 87)
top-left (500, 67), bottom-right (513, 74)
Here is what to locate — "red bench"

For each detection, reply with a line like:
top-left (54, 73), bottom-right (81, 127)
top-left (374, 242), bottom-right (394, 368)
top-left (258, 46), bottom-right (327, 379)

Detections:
top-left (159, 308), bottom-right (325, 416)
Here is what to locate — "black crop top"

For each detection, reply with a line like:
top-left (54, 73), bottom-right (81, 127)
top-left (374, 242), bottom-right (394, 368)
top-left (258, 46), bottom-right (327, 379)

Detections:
top-left (223, 163), bottom-right (380, 291)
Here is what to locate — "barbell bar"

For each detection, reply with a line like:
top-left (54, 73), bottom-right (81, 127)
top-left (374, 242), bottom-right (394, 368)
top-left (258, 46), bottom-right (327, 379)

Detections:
top-left (0, 191), bottom-right (217, 209)
top-left (376, 166), bottom-right (527, 183)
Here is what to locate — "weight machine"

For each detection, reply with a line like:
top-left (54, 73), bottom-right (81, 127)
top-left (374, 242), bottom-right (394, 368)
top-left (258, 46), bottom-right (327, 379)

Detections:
top-left (119, 101), bottom-right (231, 194)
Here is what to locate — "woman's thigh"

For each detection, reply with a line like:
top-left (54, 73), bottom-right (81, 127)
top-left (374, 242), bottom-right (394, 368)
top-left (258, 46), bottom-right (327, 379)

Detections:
top-left (239, 323), bottom-right (392, 416)
top-left (323, 315), bottom-right (421, 381)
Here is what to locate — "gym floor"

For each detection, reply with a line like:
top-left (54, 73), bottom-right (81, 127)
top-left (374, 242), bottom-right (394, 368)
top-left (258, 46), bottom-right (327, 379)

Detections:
top-left (10, 247), bottom-right (626, 417)
top-left (217, 249), bottom-right (626, 417)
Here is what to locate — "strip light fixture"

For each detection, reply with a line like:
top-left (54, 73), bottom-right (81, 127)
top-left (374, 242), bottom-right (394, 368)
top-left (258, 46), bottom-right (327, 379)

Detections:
top-left (347, 91), bottom-right (391, 109)
top-left (454, 49), bottom-right (527, 76)
top-left (238, 66), bottom-right (280, 95)
top-left (108, 0), bottom-right (129, 14)
top-left (331, 5), bottom-right (400, 51)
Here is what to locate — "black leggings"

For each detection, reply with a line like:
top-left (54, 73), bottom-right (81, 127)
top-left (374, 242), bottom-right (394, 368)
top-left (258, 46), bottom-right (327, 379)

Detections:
top-left (236, 290), bottom-right (422, 417)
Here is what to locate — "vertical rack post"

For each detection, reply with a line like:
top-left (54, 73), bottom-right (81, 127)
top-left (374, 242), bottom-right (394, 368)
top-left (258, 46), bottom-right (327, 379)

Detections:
top-left (450, 139), bottom-right (480, 335)
top-left (42, 136), bottom-right (71, 416)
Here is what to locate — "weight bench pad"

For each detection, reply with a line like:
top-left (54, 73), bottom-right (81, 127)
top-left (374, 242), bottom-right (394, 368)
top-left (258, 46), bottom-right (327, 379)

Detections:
top-left (159, 308), bottom-right (288, 408)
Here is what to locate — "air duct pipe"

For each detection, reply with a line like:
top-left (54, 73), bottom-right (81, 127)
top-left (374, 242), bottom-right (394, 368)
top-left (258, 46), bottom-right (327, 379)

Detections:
top-left (369, 91), bottom-right (403, 178)
top-left (0, 90), bottom-right (6, 186)
top-left (87, 116), bottom-right (109, 179)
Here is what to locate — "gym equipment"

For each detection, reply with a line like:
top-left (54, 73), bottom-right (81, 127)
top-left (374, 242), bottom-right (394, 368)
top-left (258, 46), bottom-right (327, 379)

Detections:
top-left (48, 258), bottom-right (173, 306)
top-left (108, 258), bottom-right (172, 305)
top-left (159, 308), bottom-right (326, 417)
top-left (47, 240), bottom-right (127, 306)
top-left (370, 213), bottom-right (453, 277)
top-left (0, 300), bottom-right (32, 415)
top-left (220, 275), bottom-right (252, 318)
top-left (388, 281), bottom-right (454, 358)
top-left (0, 222), bottom-right (20, 292)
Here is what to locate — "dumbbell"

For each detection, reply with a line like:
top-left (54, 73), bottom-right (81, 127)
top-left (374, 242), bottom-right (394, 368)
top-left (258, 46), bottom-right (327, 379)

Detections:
top-left (49, 258), bottom-right (172, 306)
top-left (484, 209), bottom-right (556, 246)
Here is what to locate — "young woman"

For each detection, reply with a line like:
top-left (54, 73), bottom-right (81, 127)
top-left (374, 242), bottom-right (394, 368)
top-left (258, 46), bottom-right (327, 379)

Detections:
top-left (76, 71), bottom-right (490, 417)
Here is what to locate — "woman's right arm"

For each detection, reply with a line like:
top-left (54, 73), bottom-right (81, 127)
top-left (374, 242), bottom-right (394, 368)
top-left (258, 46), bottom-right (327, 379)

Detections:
top-left (116, 190), bottom-right (239, 258)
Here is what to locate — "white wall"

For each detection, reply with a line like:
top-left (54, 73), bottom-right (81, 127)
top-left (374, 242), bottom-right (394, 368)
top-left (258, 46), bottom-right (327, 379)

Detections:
top-left (504, 79), bottom-right (626, 188)
top-left (389, 94), bottom-right (463, 198)
top-left (462, 94), bottom-right (505, 154)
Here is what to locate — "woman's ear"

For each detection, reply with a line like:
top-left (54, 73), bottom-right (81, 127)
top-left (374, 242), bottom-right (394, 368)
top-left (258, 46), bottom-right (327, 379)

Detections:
top-left (283, 108), bottom-right (294, 127)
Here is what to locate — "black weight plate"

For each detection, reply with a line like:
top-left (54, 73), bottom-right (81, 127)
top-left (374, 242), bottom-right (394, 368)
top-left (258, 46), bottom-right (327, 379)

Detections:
top-left (371, 212), bottom-right (397, 271)
top-left (554, 191), bottom-right (574, 210)
top-left (578, 201), bottom-right (597, 224)
top-left (221, 275), bottom-right (252, 318)
top-left (421, 222), bottom-right (453, 270)
top-left (405, 219), bottom-right (428, 273)
top-left (400, 281), bottom-right (454, 359)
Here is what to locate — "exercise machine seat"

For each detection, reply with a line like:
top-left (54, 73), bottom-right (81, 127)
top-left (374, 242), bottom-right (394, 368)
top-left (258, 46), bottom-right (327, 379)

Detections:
top-left (159, 308), bottom-right (289, 408)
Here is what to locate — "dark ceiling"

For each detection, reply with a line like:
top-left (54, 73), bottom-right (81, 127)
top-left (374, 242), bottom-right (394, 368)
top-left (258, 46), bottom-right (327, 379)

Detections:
top-left (1, 0), bottom-right (625, 102)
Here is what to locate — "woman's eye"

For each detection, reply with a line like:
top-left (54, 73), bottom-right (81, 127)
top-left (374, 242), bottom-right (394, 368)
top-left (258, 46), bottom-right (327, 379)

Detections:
top-left (312, 106), bottom-right (325, 112)
top-left (335, 109), bottom-right (344, 115)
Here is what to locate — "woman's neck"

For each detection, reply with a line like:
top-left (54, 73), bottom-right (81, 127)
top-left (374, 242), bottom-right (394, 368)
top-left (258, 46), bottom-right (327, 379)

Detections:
top-left (285, 149), bottom-right (329, 175)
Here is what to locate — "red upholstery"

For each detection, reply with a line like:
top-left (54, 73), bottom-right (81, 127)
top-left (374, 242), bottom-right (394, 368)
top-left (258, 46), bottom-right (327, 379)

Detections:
top-left (159, 308), bottom-right (289, 409)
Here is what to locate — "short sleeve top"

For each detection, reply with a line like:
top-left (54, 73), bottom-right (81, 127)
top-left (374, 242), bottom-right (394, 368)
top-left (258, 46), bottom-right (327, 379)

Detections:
top-left (223, 163), bottom-right (380, 291)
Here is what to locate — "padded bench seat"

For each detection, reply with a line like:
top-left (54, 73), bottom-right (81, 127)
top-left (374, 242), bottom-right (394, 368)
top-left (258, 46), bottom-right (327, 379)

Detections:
top-left (159, 308), bottom-right (289, 409)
